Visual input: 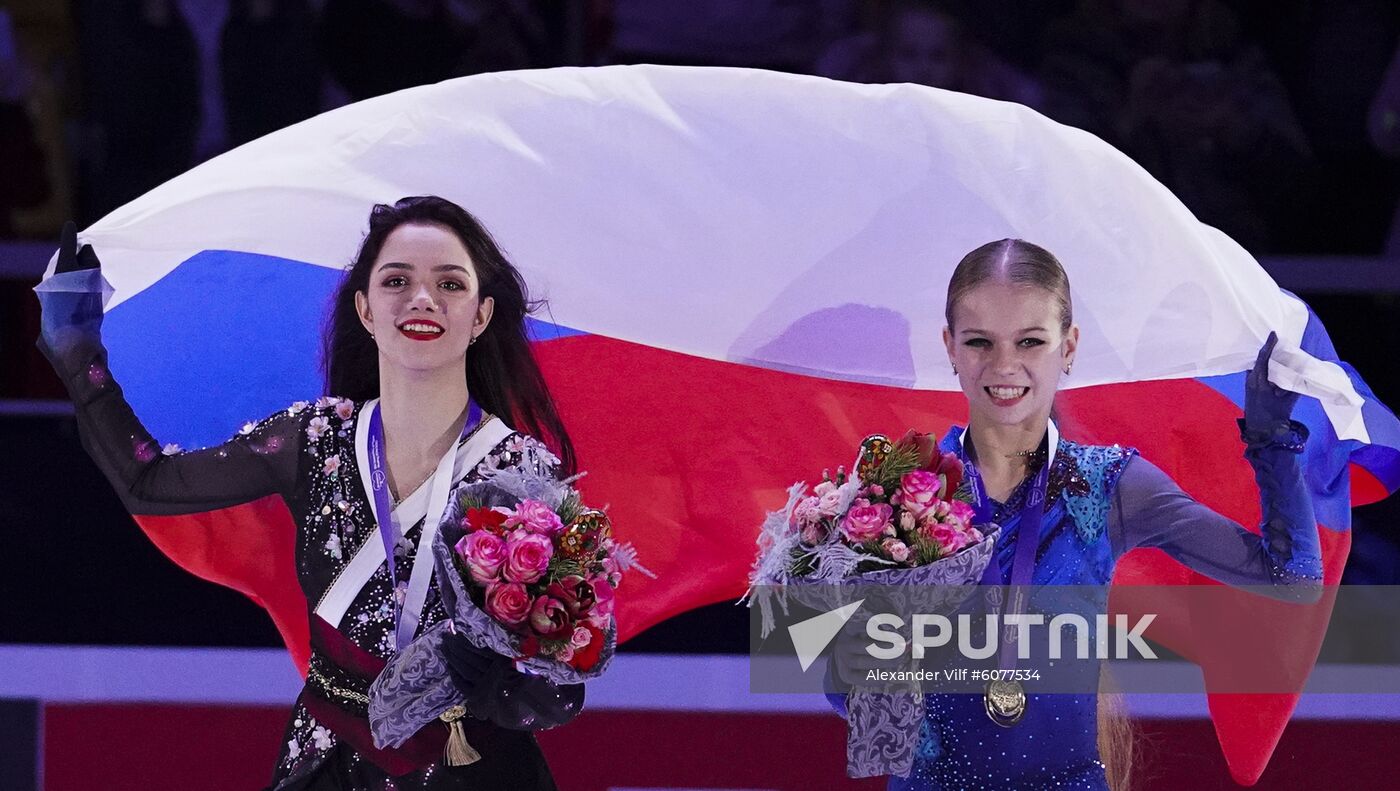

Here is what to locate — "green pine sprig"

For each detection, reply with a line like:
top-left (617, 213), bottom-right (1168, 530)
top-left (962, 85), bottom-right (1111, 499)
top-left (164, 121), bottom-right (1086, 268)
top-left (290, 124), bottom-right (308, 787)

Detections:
top-left (557, 492), bottom-right (583, 524)
top-left (870, 441), bottom-right (923, 492)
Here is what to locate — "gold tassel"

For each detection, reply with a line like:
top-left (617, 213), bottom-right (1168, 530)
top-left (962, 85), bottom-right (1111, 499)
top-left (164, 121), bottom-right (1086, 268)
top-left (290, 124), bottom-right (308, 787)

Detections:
top-left (439, 705), bottom-right (481, 766)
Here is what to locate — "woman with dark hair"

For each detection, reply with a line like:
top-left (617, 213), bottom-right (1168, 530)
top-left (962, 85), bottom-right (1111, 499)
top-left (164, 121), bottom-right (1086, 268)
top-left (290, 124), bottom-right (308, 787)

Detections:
top-left (832, 238), bottom-right (1322, 790)
top-left (36, 196), bottom-right (583, 790)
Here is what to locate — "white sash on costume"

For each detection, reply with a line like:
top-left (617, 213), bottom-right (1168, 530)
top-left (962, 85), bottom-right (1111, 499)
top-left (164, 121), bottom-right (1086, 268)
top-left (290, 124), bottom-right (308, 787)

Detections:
top-left (314, 398), bottom-right (513, 642)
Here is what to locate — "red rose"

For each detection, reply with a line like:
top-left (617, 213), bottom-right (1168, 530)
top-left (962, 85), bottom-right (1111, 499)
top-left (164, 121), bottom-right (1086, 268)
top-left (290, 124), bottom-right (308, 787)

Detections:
top-left (466, 507), bottom-right (509, 535)
top-left (569, 624), bottom-right (607, 671)
top-left (529, 596), bottom-right (573, 640)
top-left (929, 451), bottom-right (964, 500)
top-left (546, 575), bottom-right (597, 619)
top-left (896, 430), bottom-right (941, 470)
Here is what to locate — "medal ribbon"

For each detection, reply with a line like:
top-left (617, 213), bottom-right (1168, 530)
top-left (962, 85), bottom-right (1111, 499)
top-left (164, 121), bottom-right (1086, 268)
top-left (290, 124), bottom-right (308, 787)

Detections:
top-left (960, 424), bottom-right (1055, 674)
top-left (366, 399), bottom-right (482, 648)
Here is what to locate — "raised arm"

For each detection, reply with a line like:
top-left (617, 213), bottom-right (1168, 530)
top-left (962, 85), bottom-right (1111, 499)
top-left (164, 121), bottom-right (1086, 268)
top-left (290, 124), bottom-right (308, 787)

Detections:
top-left (36, 225), bottom-right (302, 516)
top-left (1109, 333), bottom-right (1323, 595)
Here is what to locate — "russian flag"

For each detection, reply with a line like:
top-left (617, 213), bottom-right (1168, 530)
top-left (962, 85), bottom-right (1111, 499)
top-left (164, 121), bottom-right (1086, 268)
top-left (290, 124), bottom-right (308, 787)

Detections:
top-left (60, 66), bottom-right (1398, 785)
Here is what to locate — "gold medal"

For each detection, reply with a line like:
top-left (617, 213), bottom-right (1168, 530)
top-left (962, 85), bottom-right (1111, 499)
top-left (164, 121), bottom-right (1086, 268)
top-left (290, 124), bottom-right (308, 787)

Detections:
top-left (984, 678), bottom-right (1026, 727)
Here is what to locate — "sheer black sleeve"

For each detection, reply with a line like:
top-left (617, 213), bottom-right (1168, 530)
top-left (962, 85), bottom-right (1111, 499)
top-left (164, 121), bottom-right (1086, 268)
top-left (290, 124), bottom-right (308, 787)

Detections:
top-left (37, 269), bottom-right (303, 516)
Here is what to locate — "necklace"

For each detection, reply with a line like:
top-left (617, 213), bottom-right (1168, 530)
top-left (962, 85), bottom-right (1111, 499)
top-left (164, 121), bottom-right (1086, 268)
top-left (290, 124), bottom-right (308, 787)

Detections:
top-left (1005, 447), bottom-right (1049, 463)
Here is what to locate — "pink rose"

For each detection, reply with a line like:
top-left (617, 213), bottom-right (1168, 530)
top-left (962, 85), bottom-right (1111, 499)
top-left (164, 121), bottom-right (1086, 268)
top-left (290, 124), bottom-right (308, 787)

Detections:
top-left (590, 576), bottom-right (616, 616)
top-left (505, 499), bottom-right (565, 536)
top-left (896, 470), bottom-right (942, 518)
top-left (929, 523), bottom-right (970, 555)
top-left (503, 533), bottom-right (553, 584)
top-left (484, 581), bottom-right (531, 625)
top-left (840, 499), bottom-right (893, 544)
top-left (456, 530), bottom-right (507, 585)
top-left (554, 643), bottom-right (576, 662)
top-left (529, 596), bottom-right (572, 639)
top-left (949, 499), bottom-right (976, 524)
top-left (571, 625), bottom-right (594, 649)
top-left (881, 538), bottom-right (911, 563)
top-left (792, 496), bottom-right (820, 526)
top-left (800, 521), bottom-right (828, 545)
top-left (814, 480), bottom-right (837, 497)
top-left (898, 510), bottom-right (917, 533)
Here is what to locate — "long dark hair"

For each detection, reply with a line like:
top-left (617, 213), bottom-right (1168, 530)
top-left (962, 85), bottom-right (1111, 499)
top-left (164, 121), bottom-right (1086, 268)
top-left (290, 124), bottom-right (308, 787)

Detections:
top-left (323, 196), bottom-right (576, 475)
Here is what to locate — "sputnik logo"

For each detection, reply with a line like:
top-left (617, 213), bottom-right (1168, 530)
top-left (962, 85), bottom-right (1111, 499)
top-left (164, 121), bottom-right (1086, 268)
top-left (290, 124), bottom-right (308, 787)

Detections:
top-left (787, 599), bottom-right (865, 672)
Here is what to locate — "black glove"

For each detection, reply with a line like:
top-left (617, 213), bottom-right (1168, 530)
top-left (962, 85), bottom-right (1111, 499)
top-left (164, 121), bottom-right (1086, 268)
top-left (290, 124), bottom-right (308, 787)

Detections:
top-left (56, 220), bottom-right (101, 274)
top-left (37, 221), bottom-right (105, 360)
top-left (442, 631), bottom-right (584, 731)
top-left (443, 631), bottom-right (510, 709)
top-left (1240, 331), bottom-right (1306, 449)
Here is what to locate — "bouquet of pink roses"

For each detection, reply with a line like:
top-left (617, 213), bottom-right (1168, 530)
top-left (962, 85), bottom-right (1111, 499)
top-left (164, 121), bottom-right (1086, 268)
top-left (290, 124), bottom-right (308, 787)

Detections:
top-left (451, 495), bottom-right (625, 671)
top-left (369, 441), bottom-right (644, 753)
top-left (747, 431), bottom-right (1000, 780)
top-left (788, 432), bottom-right (982, 573)
top-left (752, 431), bottom-right (988, 599)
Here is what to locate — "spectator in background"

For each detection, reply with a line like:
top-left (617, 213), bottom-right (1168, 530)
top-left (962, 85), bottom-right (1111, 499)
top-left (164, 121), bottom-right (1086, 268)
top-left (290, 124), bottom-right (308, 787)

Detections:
top-left (817, 1), bottom-right (1042, 107)
top-left (0, 9), bottom-right (51, 237)
top-left (221, 0), bottom-right (322, 148)
top-left (1369, 39), bottom-right (1400, 257)
top-left (1118, 52), bottom-right (1313, 252)
top-left (80, 0), bottom-right (200, 217)
top-left (603, 0), bottom-right (861, 73)
top-left (447, 0), bottom-right (560, 75)
top-left (321, 0), bottom-right (552, 102)
top-left (321, 0), bottom-right (461, 101)
top-left (1286, 0), bottom-right (1399, 254)
top-left (1037, 0), bottom-right (1242, 147)
top-left (1040, 0), bottom-right (1312, 252)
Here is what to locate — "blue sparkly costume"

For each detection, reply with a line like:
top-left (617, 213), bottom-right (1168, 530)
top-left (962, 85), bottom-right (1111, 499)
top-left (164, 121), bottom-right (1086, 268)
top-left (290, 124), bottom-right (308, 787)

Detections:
top-left (838, 421), bottom-right (1322, 791)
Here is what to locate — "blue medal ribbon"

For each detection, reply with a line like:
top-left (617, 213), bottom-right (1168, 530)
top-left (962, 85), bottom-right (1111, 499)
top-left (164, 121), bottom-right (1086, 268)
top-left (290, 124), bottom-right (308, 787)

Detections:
top-left (365, 399), bottom-right (482, 643)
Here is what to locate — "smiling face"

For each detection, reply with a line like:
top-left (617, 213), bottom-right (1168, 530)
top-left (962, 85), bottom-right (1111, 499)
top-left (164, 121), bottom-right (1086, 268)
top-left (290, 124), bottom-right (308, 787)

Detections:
top-left (943, 280), bottom-right (1078, 430)
top-left (354, 222), bottom-right (494, 374)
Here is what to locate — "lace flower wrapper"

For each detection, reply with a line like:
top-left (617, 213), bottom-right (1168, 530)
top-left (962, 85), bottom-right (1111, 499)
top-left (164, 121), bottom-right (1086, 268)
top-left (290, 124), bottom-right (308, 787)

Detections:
top-left (746, 479), bottom-right (1000, 779)
top-left (368, 466), bottom-right (617, 750)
